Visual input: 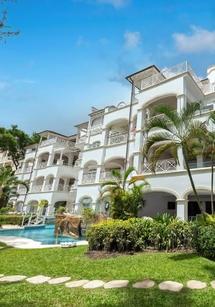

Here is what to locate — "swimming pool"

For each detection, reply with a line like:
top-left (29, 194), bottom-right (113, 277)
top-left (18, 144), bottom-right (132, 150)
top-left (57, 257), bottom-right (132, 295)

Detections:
top-left (0, 225), bottom-right (81, 245)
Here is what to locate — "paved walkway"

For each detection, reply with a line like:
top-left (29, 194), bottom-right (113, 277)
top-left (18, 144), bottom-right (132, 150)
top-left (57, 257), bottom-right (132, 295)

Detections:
top-left (0, 274), bottom-right (214, 291)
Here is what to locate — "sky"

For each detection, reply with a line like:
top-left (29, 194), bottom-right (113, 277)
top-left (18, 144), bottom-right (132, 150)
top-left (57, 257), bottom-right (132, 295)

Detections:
top-left (0, 0), bottom-right (215, 135)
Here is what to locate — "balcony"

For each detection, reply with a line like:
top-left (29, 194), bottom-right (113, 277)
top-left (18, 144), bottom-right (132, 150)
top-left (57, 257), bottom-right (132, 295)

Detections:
top-left (43, 184), bottom-right (53, 192)
top-left (143, 159), bottom-right (177, 173)
top-left (82, 172), bottom-right (96, 184)
top-left (31, 185), bottom-right (43, 193)
top-left (99, 171), bottom-right (115, 182)
top-left (136, 61), bottom-right (208, 94)
top-left (108, 132), bottom-right (128, 145)
top-left (37, 161), bottom-right (48, 169)
top-left (188, 160), bottom-right (212, 169)
top-left (40, 137), bottom-right (75, 148)
top-left (90, 125), bottom-right (102, 136)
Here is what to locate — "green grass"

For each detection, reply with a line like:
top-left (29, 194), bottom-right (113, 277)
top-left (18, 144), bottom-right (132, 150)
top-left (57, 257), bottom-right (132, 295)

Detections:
top-left (0, 245), bottom-right (214, 306)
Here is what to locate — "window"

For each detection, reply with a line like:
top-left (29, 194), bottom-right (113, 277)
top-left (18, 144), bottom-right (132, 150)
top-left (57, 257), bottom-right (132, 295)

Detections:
top-left (167, 202), bottom-right (176, 210)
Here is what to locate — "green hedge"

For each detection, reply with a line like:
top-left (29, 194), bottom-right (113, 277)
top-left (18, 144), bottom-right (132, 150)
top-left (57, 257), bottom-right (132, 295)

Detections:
top-left (87, 218), bottom-right (193, 252)
top-left (0, 215), bottom-right (22, 226)
top-left (192, 225), bottom-right (215, 260)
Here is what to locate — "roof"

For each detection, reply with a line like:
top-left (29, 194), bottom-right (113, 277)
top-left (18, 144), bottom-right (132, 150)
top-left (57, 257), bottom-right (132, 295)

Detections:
top-left (38, 130), bottom-right (69, 139)
top-left (125, 65), bottom-right (161, 83)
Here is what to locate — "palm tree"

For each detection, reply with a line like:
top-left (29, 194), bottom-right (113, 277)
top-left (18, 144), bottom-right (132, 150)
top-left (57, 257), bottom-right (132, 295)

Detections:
top-left (0, 166), bottom-right (28, 209)
top-left (100, 166), bottom-right (148, 219)
top-left (143, 102), bottom-right (206, 213)
top-left (206, 111), bottom-right (215, 213)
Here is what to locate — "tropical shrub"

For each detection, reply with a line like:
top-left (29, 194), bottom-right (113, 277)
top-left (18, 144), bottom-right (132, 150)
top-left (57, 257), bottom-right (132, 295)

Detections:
top-left (87, 217), bottom-right (192, 252)
top-left (192, 225), bottom-right (215, 259)
top-left (0, 214), bottom-right (22, 226)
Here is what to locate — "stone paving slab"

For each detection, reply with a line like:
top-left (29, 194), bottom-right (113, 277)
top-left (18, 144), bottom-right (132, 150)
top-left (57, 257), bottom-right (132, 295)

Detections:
top-left (48, 277), bottom-right (71, 285)
top-left (0, 275), bottom-right (26, 283)
top-left (187, 280), bottom-right (207, 290)
top-left (65, 280), bottom-right (89, 288)
top-left (104, 280), bottom-right (129, 289)
top-left (210, 281), bottom-right (215, 289)
top-left (83, 280), bottom-right (105, 289)
top-left (133, 279), bottom-right (155, 289)
top-left (26, 275), bottom-right (51, 284)
top-left (159, 281), bottom-right (183, 292)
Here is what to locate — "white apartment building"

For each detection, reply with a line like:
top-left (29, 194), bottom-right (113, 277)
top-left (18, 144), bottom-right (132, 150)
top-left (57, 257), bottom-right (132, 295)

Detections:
top-left (4, 61), bottom-right (215, 221)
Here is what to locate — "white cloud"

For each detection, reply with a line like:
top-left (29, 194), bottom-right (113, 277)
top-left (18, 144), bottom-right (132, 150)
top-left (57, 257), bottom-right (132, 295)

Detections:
top-left (173, 26), bottom-right (215, 53)
top-left (124, 31), bottom-right (141, 49)
top-left (96, 0), bottom-right (128, 8)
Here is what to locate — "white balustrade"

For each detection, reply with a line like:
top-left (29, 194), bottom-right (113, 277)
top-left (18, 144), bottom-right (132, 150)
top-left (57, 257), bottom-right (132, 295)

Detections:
top-left (31, 185), bottom-right (43, 192)
top-left (108, 132), bottom-right (128, 145)
top-left (82, 172), bottom-right (96, 184)
top-left (40, 137), bottom-right (75, 148)
top-left (44, 184), bottom-right (53, 191)
top-left (143, 159), bottom-right (177, 173)
top-left (37, 161), bottom-right (48, 169)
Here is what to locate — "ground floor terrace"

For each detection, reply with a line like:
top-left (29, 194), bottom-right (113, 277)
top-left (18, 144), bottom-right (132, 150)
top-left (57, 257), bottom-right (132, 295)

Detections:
top-left (75, 167), bottom-right (213, 220)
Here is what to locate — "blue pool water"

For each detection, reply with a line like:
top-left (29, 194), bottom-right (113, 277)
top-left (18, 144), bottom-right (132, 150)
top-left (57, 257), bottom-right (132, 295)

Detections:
top-left (0, 225), bottom-right (80, 245)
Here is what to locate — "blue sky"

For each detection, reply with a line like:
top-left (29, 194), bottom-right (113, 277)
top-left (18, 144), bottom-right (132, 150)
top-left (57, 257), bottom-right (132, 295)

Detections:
top-left (0, 0), bottom-right (215, 135)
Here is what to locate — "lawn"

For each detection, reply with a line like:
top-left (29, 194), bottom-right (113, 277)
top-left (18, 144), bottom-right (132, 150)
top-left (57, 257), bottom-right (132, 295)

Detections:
top-left (0, 245), bottom-right (214, 307)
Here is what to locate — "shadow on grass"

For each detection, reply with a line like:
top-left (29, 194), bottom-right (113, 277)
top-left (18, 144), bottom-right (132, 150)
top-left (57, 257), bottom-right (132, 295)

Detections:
top-left (0, 243), bottom-right (12, 252)
top-left (168, 253), bottom-right (199, 261)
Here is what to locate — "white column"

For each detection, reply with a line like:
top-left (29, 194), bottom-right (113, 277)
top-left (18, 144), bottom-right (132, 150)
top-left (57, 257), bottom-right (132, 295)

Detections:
top-left (47, 150), bottom-right (54, 166)
top-left (176, 199), bottom-right (188, 221)
top-left (78, 168), bottom-right (84, 185)
top-left (41, 177), bottom-right (47, 192)
top-left (53, 177), bottom-right (59, 191)
top-left (96, 166), bottom-right (101, 183)
top-left (177, 94), bottom-right (187, 113)
top-left (133, 109), bottom-right (144, 172)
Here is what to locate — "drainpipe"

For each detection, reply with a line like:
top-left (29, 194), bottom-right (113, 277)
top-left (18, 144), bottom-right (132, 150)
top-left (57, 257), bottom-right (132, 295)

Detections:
top-left (124, 80), bottom-right (135, 170)
top-left (22, 136), bottom-right (42, 211)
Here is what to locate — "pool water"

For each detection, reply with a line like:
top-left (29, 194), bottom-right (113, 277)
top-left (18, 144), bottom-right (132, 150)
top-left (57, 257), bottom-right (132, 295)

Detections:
top-left (0, 225), bottom-right (80, 245)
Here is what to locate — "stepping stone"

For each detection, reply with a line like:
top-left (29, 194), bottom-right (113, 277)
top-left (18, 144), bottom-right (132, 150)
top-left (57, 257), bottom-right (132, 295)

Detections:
top-left (133, 279), bottom-right (155, 289)
top-left (65, 280), bottom-right (89, 288)
top-left (26, 275), bottom-right (51, 284)
top-left (0, 275), bottom-right (26, 283)
top-left (83, 280), bottom-right (105, 289)
top-left (159, 281), bottom-right (183, 292)
top-left (211, 281), bottom-right (215, 289)
top-left (104, 280), bottom-right (129, 289)
top-left (48, 277), bottom-right (71, 285)
top-left (187, 280), bottom-right (207, 289)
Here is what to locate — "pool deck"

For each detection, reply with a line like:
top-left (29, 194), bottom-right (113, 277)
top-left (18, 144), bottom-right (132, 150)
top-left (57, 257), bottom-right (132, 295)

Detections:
top-left (0, 236), bottom-right (88, 249)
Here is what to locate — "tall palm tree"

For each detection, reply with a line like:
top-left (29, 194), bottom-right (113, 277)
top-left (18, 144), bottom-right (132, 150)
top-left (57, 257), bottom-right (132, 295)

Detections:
top-left (143, 102), bottom-right (206, 213)
top-left (206, 111), bottom-right (215, 213)
top-left (0, 166), bottom-right (28, 209)
top-left (100, 166), bottom-right (148, 219)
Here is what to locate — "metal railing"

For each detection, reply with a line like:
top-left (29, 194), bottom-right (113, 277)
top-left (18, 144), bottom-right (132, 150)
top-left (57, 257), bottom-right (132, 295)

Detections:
top-left (143, 159), bottom-right (177, 173)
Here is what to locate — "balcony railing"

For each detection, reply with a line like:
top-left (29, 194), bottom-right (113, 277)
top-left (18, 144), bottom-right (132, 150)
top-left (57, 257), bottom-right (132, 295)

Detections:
top-left (108, 132), bottom-right (128, 145)
top-left (31, 185), bottom-right (43, 192)
top-left (44, 184), bottom-right (53, 191)
top-left (82, 172), bottom-right (96, 184)
top-left (37, 161), bottom-right (48, 169)
top-left (99, 171), bottom-right (115, 182)
top-left (136, 61), bottom-right (210, 94)
top-left (40, 137), bottom-right (75, 148)
top-left (90, 125), bottom-right (102, 136)
top-left (188, 160), bottom-right (212, 169)
top-left (143, 159), bottom-right (177, 173)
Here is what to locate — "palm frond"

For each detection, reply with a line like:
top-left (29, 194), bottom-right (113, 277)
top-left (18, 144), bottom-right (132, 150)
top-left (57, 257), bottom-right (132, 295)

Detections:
top-left (153, 104), bottom-right (180, 128)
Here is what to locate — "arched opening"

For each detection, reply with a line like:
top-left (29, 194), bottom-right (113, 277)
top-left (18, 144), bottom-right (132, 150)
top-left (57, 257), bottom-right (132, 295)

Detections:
top-left (100, 157), bottom-right (125, 181)
top-left (144, 95), bottom-right (177, 121)
top-left (106, 119), bottom-right (129, 146)
top-left (32, 176), bottom-right (44, 192)
top-left (139, 191), bottom-right (177, 218)
top-left (54, 201), bottom-right (67, 213)
top-left (15, 201), bottom-right (23, 213)
top-left (58, 178), bottom-right (65, 191)
top-left (37, 152), bottom-right (49, 169)
top-left (79, 196), bottom-right (93, 210)
top-left (44, 175), bottom-right (54, 191)
top-left (186, 190), bottom-right (215, 220)
top-left (24, 159), bottom-right (34, 172)
top-left (82, 161), bottom-right (97, 184)
top-left (27, 200), bottom-right (38, 214)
